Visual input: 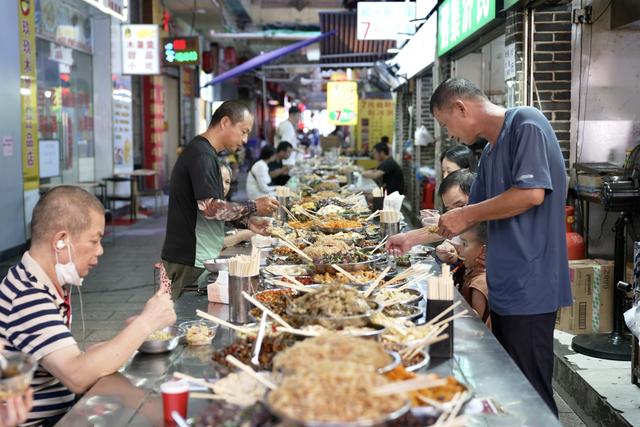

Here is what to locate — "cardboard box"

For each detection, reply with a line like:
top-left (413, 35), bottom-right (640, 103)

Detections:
top-left (556, 260), bottom-right (614, 334)
top-left (556, 300), bottom-right (592, 334)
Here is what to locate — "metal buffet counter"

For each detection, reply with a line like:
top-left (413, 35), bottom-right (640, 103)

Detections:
top-left (57, 283), bottom-right (560, 426)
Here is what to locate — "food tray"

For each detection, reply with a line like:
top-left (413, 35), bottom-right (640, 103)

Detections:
top-left (266, 400), bottom-right (411, 427)
top-left (410, 381), bottom-right (473, 416)
top-left (286, 300), bottom-right (383, 329)
top-left (405, 350), bottom-right (430, 372)
top-left (383, 305), bottom-right (425, 322)
top-left (316, 225), bottom-right (365, 235)
top-left (312, 255), bottom-right (384, 274)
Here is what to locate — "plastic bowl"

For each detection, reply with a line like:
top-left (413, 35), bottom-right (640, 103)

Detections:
top-left (0, 353), bottom-right (37, 401)
top-left (179, 320), bottom-right (219, 346)
top-left (139, 326), bottom-right (183, 354)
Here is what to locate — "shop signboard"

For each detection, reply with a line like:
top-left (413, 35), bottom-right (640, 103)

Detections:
top-left (80, 0), bottom-right (126, 21)
top-left (327, 81), bottom-right (358, 126)
top-left (504, 0), bottom-right (520, 10)
top-left (357, 2), bottom-right (416, 40)
top-left (356, 100), bottom-right (395, 152)
top-left (36, 0), bottom-right (93, 54)
top-left (122, 25), bottom-right (160, 75)
top-left (437, 0), bottom-right (496, 56)
top-left (18, 0), bottom-right (39, 191)
top-left (163, 37), bottom-right (200, 66)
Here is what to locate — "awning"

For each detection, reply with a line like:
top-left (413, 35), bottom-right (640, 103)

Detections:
top-left (203, 32), bottom-right (334, 87)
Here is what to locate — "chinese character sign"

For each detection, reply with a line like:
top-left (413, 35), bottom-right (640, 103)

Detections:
top-left (437, 0), bottom-right (496, 55)
top-left (327, 81), bottom-right (358, 126)
top-left (18, 0), bottom-right (39, 190)
top-left (122, 25), bottom-right (160, 75)
top-left (356, 100), bottom-right (395, 152)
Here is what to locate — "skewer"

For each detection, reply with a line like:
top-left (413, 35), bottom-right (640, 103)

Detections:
top-left (224, 355), bottom-right (277, 390)
top-left (189, 393), bottom-right (226, 401)
top-left (242, 291), bottom-right (294, 330)
top-left (196, 310), bottom-right (255, 335)
top-left (395, 272), bottom-right (433, 292)
top-left (280, 205), bottom-right (301, 223)
top-left (363, 266), bottom-right (391, 298)
top-left (405, 333), bottom-right (450, 360)
top-left (275, 326), bottom-right (321, 337)
top-left (331, 264), bottom-right (362, 284)
top-left (251, 311), bottom-right (268, 366)
top-left (278, 271), bottom-right (309, 289)
top-left (379, 266), bottom-right (417, 289)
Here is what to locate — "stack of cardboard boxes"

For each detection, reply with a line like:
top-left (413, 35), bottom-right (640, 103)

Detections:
top-left (556, 259), bottom-right (614, 334)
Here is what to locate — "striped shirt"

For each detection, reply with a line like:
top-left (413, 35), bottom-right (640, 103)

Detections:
top-left (0, 252), bottom-right (77, 426)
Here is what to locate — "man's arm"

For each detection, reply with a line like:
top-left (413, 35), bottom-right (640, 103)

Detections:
top-left (40, 292), bottom-right (175, 394)
top-left (438, 187), bottom-right (545, 238)
top-left (198, 199), bottom-right (256, 221)
top-left (362, 169), bottom-right (384, 180)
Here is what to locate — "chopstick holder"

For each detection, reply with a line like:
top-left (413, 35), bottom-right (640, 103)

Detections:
top-left (426, 299), bottom-right (454, 359)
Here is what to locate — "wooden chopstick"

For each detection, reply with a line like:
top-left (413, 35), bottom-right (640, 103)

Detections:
top-left (241, 291), bottom-right (294, 330)
top-left (173, 372), bottom-right (216, 391)
top-left (279, 238), bottom-right (313, 262)
top-left (372, 377), bottom-right (449, 396)
top-left (275, 326), bottom-right (320, 337)
top-left (431, 310), bottom-right (469, 329)
top-left (369, 235), bottom-right (388, 254)
top-left (196, 310), bottom-right (255, 335)
top-left (331, 264), bottom-right (362, 284)
top-left (363, 266), bottom-right (391, 298)
top-left (271, 279), bottom-right (313, 293)
top-left (189, 392), bottom-right (226, 400)
top-left (365, 210), bottom-right (380, 221)
top-left (224, 355), bottom-right (277, 390)
top-left (278, 271), bottom-right (308, 289)
top-left (423, 301), bottom-right (462, 327)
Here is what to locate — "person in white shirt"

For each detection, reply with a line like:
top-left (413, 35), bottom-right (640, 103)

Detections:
top-left (246, 146), bottom-right (277, 200)
top-left (274, 106), bottom-right (300, 166)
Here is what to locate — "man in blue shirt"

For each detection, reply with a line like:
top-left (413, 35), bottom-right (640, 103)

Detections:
top-left (427, 78), bottom-right (571, 415)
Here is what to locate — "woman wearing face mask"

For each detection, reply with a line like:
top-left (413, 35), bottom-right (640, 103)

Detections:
top-left (456, 222), bottom-right (490, 328)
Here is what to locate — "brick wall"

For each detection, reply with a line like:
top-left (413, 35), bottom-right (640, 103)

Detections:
top-left (532, 5), bottom-right (572, 167)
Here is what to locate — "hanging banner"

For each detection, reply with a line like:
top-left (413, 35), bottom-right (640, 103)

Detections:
top-left (122, 24), bottom-right (160, 75)
top-left (327, 81), bottom-right (358, 126)
top-left (357, 2), bottom-right (416, 40)
top-left (356, 100), bottom-right (395, 152)
top-left (113, 76), bottom-right (133, 174)
top-left (19, 0), bottom-right (39, 191)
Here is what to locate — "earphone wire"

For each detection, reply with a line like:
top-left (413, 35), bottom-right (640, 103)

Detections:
top-left (74, 285), bottom-right (86, 352)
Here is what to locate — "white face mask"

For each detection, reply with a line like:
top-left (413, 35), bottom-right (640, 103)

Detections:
top-left (55, 242), bottom-right (84, 287)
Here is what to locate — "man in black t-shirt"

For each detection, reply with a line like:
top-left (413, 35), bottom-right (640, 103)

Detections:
top-left (161, 101), bottom-right (278, 299)
top-left (363, 142), bottom-right (404, 195)
top-left (268, 141), bottom-right (293, 186)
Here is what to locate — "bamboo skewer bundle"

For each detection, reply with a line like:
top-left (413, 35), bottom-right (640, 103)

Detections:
top-left (372, 186), bottom-right (384, 198)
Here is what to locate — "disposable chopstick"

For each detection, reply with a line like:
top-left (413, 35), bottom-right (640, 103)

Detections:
top-left (331, 264), bottom-right (362, 284)
top-left (363, 266), bottom-right (391, 298)
top-left (224, 355), bottom-right (277, 390)
top-left (278, 237), bottom-right (313, 262)
top-left (189, 392), bottom-right (226, 400)
top-left (396, 272), bottom-right (433, 292)
top-left (431, 310), bottom-right (469, 329)
top-left (275, 326), bottom-right (320, 337)
top-left (280, 205), bottom-right (301, 223)
top-left (379, 267), bottom-right (417, 289)
top-left (365, 210), bottom-right (380, 222)
top-left (417, 395), bottom-right (448, 412)
top-left (423, 301), bottom-right (462, 327)
top-left (406, 334), bottom-right (450, 360)
top-left (173, 372), bottom-right (216, 391)
top-left (251, 311), bottom-right (268, 366)
top-left (372, 377), bottom-right (449, 396)
top-left (196, 310), bottom-right (255, 334)
top-left (369, 235), bottom-right (388, 254)
top-left (278, 271), bottom-right (308, 289)
top-left (241, 291), bottom-right (294, 330)
top-left (271, 279), bottom-right (313, 293)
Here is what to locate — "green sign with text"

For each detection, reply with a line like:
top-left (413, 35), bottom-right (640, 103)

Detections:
top-left (437, 0), bottom-right (496, 56)
top-left (504, 0), bottom-right (520, 10)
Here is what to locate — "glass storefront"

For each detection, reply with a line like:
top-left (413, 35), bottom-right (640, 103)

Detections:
top-left (35, 0), bottom-right (95, 183)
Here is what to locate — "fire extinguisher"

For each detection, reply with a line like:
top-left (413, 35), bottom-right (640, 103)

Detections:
top-left (566, 205), bottom-right (585, 260)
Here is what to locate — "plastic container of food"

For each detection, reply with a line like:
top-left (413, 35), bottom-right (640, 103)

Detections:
top-left (179, 320), bottom-right (219, 346)
top-left (139, 326), bottom-right (184, 354)
top-left (0, 353), bottom-right (37, 401)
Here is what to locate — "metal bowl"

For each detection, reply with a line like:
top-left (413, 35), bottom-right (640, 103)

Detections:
top-left (405, 350), bottom-right (431, 372)
top-left (316, 225), bottom-right (365, 235)
top-left (373, 288), bottom-right (422, 306)
top-left (139, 326), bottom-right (183, 354)
top-left (0, 353), bottom-right (37, 401)
top-left (382, 305), bottom-right (425, 322)
top-left (266, 398), bottom-right (410, 427)
top-left (203, 257), bottom-right (231, 273)
top-left (410, 381), bottom-right (474, 416)
top-left (377, 350), bottom-right (402, 374)
top-left (286, 300), bottom-right (383, 329)
top-left (312, 256), bottom-right (383, 274)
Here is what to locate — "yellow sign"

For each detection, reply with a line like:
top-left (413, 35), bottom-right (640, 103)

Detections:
top-left (356, 99), bottom-right (395, 152)
top-left (327, 81), bottom-right (358, 126)
top-left (18, 0), bottom-right (39, 190)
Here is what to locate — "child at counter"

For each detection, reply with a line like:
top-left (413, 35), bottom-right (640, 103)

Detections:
top-left (456, 222), bottom-right (490, 328)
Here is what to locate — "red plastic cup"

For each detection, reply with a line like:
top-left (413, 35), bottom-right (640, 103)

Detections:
top-left (161, 380), bottom-right (189, 423)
